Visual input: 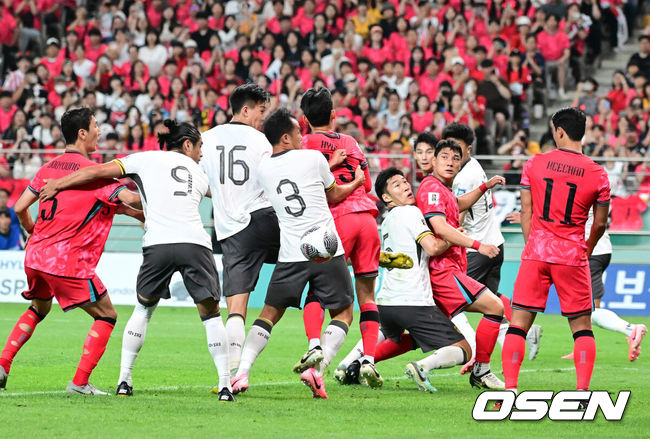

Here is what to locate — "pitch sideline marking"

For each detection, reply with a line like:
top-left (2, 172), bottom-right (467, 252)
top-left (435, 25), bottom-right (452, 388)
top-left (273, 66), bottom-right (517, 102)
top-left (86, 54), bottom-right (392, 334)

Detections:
top-left (1, 366), bottom-right (628, 397)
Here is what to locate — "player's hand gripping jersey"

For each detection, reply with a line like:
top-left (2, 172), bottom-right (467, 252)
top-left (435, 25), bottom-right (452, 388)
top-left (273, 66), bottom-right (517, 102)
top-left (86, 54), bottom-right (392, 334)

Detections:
top-left (26, 150), bottom-right (125, 278)
top-left (520, 148), bottom-right (610, 266)
top-left (302, 131), bottom-right (377, 218)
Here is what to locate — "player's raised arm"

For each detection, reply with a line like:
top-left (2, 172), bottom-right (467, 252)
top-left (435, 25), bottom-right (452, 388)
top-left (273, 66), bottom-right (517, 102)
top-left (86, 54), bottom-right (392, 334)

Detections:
top-left (457, 175), bottom-right (505, 212)
top-left (326, 165), bottom-right (366, 204)
top-left (39, 161), bottom-right (124, 201)
top-left (13, 189), bottom-right (38, 234)
top-left (427, 215), bottom-right (500, 258)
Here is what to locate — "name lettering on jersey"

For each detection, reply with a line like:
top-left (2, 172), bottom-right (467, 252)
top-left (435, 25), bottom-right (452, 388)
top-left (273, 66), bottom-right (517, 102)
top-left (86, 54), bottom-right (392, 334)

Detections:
top-left (47, 161), bottom-right (81, 172)
top-left (320, 140), bottom-right (337, 152)
top-left (546, 161), bottom-right (585, 178)
top-left (428, 192), bottom-right (440, 205)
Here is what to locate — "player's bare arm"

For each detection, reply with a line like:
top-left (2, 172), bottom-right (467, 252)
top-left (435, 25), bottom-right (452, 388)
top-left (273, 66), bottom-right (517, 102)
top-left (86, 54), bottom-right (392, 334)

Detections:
top-left (116, 191), bottom-right (144, 223)
top-left (586, 203), bottom-right (609, 258)
top-left (328, 149), bottom-right (347, 170)
top-left (419, 233), bottom-right (451, 257)
top-left (326, 166), bottom-right (365, 204)
top-left (39, 161), bottom-right (123, 201)
top-left (13, 189), bottom-right (38, 234)
top-left (428, 215), bottom-right (499, 258)
top-left (457, 176), bottom-right (505, 212)
top-left (520, 188), bottom-right (532, 242)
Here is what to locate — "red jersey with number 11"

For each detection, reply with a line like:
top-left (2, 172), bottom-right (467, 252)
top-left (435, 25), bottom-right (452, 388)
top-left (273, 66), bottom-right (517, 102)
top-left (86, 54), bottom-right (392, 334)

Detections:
top-left (303, 131), bottom-right (377, 218)
top-left (520, 148), bottom-right (610, 266)
top-left (26, 150), bottom-right (125, 278)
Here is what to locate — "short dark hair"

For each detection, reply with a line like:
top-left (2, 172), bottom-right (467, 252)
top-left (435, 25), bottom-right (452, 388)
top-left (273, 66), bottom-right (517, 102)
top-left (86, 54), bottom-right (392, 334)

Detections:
top-left (229, 83), bottom-right (270, 115)
top-left (0, 188), bottom-right (10, 197)
top-left (0, 91), bottom-right (12, 99)
top-left (263, 107), bottom-right (296, 146)
top-left (0, 208), bottom-right (11, 218)
top-left (551, 107), bottom-right (586, 141)
top-left (442, 123), bottom-right (475, 146)
top-left (375, 167), bottom-right (405, 206)
top-left (434, 139), bottom-right (463, 157)
top-left (414, 132), bottom-right (439, 150)
top-left (61, 107), bottom-right (94, 144)
top-left (157, 119), bottom-right (201, 151)
top-left (300, 87), bottom-right (333, 127)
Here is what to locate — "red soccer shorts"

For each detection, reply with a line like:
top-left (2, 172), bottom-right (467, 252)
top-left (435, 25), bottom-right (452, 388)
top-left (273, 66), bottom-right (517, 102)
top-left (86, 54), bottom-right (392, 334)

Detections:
top-left (334, 211), bottom-right (380, 278)
top-left (512, 260), bottom-right (593, 317)
top-left (22, 267), bottom-right (108, 312)
top-left (429, 270), bottom-right (487, 318)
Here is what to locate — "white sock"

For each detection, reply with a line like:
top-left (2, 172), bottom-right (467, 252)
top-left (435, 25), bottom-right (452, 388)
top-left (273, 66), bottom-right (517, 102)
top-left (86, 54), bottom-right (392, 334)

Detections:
top-left (308, 338), bottom-right (321, 350)
top-left (203, 314), bottom-right (231, 391)
top-left (118, 302), bottom-right (157, 386)
top-left (473, 361), bottom-right (491, 376)
top-left (225, 314), bottom-right (246, 375)
top-left (592, 308), bottom-right (634, 336)
top-left (451, 313), bottom-right (476, 360)
top-left (417, 346), bottom-right (466, 372)
top-left (339, 339), bottom-right (364, 369)
top-left (497, 322), bottom-right (509, 348)
top-left (317, 320), bottom-right (349, 375)
top-left (236, 319), bottom-right (272, 377)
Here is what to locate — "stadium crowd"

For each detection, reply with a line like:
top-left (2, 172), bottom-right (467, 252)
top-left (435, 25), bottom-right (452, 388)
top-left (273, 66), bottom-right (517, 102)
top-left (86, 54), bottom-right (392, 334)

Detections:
top-left (0, 0), bottom-right (649, 246)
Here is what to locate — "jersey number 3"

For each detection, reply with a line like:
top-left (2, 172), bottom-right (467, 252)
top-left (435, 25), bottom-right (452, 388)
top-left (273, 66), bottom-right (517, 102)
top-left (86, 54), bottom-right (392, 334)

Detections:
top-left (276, 179), bottom-right (306, 217)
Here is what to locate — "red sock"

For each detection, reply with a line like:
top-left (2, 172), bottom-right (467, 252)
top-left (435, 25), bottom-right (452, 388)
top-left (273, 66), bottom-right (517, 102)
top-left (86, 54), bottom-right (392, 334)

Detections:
top-left (303, 293), bottom-right (324, 342)
top-left (0, 307), bottom-right (43, 373)
top-left (498, 294), bottom-right (513, 321)
top-left (501, 326), bottom-right (526, 389)
top-left (475, 314), bottom-right (502, 363)
top-left (359, 302), bottom-right (380, 360)
top-left (375, 333), bottom-right (415, 362)
top-left (573, 330), bottom-right (596, 390)
top-left (72, 319), bottom-right (114, 386)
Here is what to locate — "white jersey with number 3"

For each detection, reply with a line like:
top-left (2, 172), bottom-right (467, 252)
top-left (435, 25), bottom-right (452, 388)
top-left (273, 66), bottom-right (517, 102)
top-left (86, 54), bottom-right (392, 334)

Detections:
top-left (201, 122), bottom-right (273, 240)
top-left (376, 205), bottom-right (435, 307)
top-left (114, 151), bottom-right (211, 249)
top-left (258, 149), bottom-right (344, 263)
top-left (452, 157), bottom-right (504, 250)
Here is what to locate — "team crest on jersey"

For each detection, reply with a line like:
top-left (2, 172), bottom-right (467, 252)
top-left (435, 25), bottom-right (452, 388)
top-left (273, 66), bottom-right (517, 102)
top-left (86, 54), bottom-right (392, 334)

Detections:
top-left (428, 192), bottom-right (440, 205)
top-left (455, 188), bottom-right (466, 196)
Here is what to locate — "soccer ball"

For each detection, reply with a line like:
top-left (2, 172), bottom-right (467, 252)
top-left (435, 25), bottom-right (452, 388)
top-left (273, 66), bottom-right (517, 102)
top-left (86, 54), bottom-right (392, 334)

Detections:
top-left (300, 225), bottom-right (338, 263)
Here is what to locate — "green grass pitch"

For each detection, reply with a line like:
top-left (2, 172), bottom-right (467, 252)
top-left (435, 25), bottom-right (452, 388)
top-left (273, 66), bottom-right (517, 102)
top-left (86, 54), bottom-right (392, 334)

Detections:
top-left (1, 303), bottom-right (649, 438)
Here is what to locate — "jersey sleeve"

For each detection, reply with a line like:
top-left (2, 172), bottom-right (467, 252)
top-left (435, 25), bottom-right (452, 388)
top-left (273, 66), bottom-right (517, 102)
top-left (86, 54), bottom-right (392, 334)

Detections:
top-left (113, 152), bottom-right (144, 177)
top-left (27, 170), bottom-right (43, 195)
top-left (519, 156), bottom-right (534, 191)
top-left (404, 206), bottom-right (433, 244)
top-left (316, 152), bottom-right (336, 191)
top-left (595, 168), bottom-right (611, 206)
top-left (419, 180), bottom-right (448, 219)
top-left (94, 180), bottom-right (127, 206)
top-left (349, 140), bottom-right (369, 170)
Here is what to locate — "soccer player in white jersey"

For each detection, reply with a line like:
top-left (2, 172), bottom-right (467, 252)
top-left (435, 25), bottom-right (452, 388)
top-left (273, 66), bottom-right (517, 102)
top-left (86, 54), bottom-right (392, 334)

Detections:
top-left (200, 83), bottom-right (281, 376)
top-left (337, 167), bottom-right (473, 392)
top-left (231, 108), bottom-right (366, 399)
top-left (40, 120), bottom-right (234, 401)
top-left (442, 123), bottom-right (542, 366)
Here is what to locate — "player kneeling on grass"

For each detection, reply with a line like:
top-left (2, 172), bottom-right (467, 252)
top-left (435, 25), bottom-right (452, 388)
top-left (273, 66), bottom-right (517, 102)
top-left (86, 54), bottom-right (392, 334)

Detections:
top-left (231, 108), bottom-right (366, 399)
top-left (0, 108), bottom-right (143, 395)
top-left (336, 168), bottom-right (473, 392)
top-left (40, 120), bottom-right (234, 401)
top-left (413, 136), bottom-right (506, 390)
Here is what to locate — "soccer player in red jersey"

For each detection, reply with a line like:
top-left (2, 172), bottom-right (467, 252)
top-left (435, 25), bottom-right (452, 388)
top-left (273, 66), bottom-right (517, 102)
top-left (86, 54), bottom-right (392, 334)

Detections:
top-left (298, 87), bottom-right (383, 388)
top-left (0, 108), bottom-right (142, 394)
top-left (413, 134), bottom-right (507, 389)
top-left (502, 107), bottom-right (610, 393)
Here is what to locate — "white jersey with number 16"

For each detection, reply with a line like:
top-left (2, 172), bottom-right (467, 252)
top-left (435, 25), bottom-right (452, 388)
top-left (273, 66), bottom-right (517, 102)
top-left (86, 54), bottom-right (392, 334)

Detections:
top-left (201, 122), bottom-right (273, 240)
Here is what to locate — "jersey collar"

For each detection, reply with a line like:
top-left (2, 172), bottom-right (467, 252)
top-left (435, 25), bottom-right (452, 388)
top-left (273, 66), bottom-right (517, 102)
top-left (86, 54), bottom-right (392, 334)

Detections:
top-left (64, 149), bottom-right (83, 155)
top-left (271, 149), bottom-right (291, 158)
top-left (229, 121), bottom-right (248, 126)
top-left (558, 147), bottom-right (583, 155)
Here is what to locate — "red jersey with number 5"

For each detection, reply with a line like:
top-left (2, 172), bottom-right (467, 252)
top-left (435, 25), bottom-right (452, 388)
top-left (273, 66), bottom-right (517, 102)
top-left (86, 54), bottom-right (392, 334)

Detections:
top-left (520, 148), bottom-right (610, 266)
top-left (25, 150), bottom-right (125, 278)
top-left (415, 175), bottom-right (467, 273)
top-left (303, 131), bottom-right (377, 218)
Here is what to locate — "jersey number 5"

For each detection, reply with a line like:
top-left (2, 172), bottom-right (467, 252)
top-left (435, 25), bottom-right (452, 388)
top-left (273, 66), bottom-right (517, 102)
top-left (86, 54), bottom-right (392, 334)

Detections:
top-left (276, 179), bottom-right (306, 217)
top-left (539, 178), bottom-right (577, 225)
top-left (216, 145), bottom-right (250, 185)
top-left (39, 197), bottom-right (57, 221)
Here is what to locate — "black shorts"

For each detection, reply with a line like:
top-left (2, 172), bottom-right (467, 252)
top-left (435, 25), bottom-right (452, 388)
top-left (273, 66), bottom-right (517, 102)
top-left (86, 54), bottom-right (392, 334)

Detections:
top-left (589, 253), bottom-right (611, 302)
top-left (137, 243), bottom-right (220, 304)
top-left (466, 244), bottom-right (504, 293)
top-left (378, 305), bottom-right (465, 353)
top-left (265, 255), bottom-right (354, 310)
top-left (221, 207), bottom-right (280, 297)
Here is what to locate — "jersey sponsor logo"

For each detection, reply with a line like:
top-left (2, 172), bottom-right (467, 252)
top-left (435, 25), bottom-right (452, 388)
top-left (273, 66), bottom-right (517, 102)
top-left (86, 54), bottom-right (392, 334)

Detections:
top-left (472, 390), bottom-right (630, 421)
top-left (455, 188), bottom-right (467, 196)
top-left (428, 192), bottom-right (440, 205)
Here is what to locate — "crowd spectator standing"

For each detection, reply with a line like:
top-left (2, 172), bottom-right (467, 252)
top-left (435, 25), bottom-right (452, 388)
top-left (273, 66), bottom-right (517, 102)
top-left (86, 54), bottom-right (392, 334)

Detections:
top-left (0, 0), bottom-right (647, 222)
